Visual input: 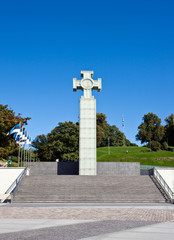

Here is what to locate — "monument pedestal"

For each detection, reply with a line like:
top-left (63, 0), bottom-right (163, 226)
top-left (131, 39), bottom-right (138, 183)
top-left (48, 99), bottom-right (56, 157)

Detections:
top-left (79, 97), bottom-right (96, 175)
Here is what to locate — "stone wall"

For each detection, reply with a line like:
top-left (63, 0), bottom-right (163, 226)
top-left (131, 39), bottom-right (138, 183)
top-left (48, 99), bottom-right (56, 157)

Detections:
top-left (57, 162), bottom-right (140, 176)
top-left (97, 162), bottom-right (140, 176)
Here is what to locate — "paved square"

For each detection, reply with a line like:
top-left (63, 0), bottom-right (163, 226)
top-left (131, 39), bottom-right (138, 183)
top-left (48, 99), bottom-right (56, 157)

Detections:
top-left (0, 203), bottom-right (174, 240)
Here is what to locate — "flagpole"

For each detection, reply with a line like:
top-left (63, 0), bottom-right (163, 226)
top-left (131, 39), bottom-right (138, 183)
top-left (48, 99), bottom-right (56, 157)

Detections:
top-left (25, 145), bottom-right (27, 167)
top-left (28, 147), bottom-right (30, 168)
top-left (24, 144), bottom-right (25, 167)
top-left (30, 148), bottom-right (31, 167)
top-left (18, 144), bottom-right (20, 167)
top-left (28, 147), bottom-right (29, 166)
top-left (20, 145), bottom-right (22, 167)
top-left (28, 148), bottom-right (30, 168)
top-left (122, 115), bottom-right (125, 147)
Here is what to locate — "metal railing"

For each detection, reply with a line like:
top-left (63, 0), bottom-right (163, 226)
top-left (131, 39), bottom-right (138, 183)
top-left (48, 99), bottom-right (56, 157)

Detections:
top-left (3, 167), bottom-right (28, 202)
top-left (154, 168), bottom-right (174, 202)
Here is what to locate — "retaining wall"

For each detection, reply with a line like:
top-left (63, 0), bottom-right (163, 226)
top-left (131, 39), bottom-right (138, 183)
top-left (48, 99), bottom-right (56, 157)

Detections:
top-left (97, 162), bottom-right (140, 176)
top-left (57, 162), bottom-right (140, 176)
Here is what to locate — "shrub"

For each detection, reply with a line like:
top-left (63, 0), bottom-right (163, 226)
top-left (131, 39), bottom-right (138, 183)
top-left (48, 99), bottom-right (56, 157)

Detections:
top-left (0, 147), bottom-right (9, 159)
top-left (11, 156), bottom-right (18, 163)
top-left (151, 141), bottom-right (161, 151)
top-left (0, 158), bottom-right (7, 162)
top-left (162, 141), bottom-right (168, 150)
top-left (130, 143), bottom-right (138, 147)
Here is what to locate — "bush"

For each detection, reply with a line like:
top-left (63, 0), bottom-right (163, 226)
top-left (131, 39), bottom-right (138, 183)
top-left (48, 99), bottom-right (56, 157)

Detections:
top-left (168, 147), bottom-right (174, 152)
top-left (162, 141), bottom-right (168, 150)
top-left (151, 141), bottom-right (161, 151)
top-left (0, 147), bottom-right (9, 159)
top-left (130, 143), bottom-right (138, 147)
top-left (11, 156), bottom-right (18, 163)
top-left (0, 158), bottom-right (7, 162)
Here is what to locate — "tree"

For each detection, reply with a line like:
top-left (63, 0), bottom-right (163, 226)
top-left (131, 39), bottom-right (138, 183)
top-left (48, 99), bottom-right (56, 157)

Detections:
top-left (97, 113), bottom-right (130, 147)
top-left (96, 113), bottom-right (107, 147)
top-left (48, 121), bottom-right (79, 160)
top-left (0, 104), bottom-right (31, 159)
top-left (31, 134), bottom-right (52, 161)
top-left (136, 113), bottom-right (164, 145)
top-left (33, 113), bottom-right (132, 161)
top-left (164, 114), bottom-right (174, 146)
top-left (100, 124), bottom-right (126, 147)
top-left (32, 121), bottom-right (79, 161)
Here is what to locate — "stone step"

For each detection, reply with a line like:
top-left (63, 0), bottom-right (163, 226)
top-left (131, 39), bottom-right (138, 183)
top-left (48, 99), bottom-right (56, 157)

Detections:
top-left (14, 199), bottom-right (164, 202)
top-left (13, 175), bottom-right (165, 203)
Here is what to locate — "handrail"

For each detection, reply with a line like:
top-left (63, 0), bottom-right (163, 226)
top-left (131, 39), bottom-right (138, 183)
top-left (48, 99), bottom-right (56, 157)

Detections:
top-left (5, 167), bottom-right (28, 195)
top-left (154, 168), bottom-right (174, 201)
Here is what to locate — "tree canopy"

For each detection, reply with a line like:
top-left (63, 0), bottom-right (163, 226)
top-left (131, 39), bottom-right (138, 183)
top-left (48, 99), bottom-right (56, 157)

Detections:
top-left (32, 121), bottom-right (79, 161)
top-left (164, 114), bottom-right (174, 146)
top-left (0, 104), bottom-right (31, 159)
top-left (33, 113), bottom-right (131, 161)
top-left (97, 113), bottom-right (130, 147)
top-left (136, 112), bottom-right (164, 145)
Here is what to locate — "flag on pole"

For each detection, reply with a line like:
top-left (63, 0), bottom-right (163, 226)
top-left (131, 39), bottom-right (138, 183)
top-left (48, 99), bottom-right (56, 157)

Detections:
top-left (8, 123), bottom-right (32, 147)
top-left (9, 123), bottom-right (21, 135)
top-left (13, 127), bottom-right (22, 140)
top-left (26, 135), bottom-right (31, 145)
top-left (16, 128), bottom-right (27, 145)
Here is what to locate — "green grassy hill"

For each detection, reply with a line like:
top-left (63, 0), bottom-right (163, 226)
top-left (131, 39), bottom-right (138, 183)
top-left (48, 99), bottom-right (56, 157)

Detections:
top-left (97, 146), bottom-right (174, 167)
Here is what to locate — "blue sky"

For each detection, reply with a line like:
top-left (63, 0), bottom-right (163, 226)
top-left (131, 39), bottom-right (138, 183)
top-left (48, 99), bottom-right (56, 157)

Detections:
top-left (0, 0), bottom-right (174, 145)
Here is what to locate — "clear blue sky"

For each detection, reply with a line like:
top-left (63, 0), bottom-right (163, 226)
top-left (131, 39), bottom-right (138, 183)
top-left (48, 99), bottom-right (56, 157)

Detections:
top-left (0, 0), bottom-right (174, 145)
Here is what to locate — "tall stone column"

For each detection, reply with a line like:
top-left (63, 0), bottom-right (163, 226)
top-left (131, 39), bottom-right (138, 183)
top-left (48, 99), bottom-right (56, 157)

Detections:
top-left (73, 71), bottom-right (102, 175)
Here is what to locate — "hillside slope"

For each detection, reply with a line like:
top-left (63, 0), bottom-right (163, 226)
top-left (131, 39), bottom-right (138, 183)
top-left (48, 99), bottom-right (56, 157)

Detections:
top-left (97, 146), bottom-right (174, 167)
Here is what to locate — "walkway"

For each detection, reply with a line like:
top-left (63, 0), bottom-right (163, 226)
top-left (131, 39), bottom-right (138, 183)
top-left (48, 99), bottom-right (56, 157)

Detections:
top-left (0, 203), bottom-right (174, 240)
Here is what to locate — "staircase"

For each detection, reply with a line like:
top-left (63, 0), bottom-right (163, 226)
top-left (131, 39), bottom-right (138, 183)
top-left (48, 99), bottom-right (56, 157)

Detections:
top-left (12, 162), bottom-right (166, 203)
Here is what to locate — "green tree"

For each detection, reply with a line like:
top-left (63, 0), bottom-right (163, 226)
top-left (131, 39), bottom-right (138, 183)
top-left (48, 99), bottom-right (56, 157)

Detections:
top-left (31, 134), bottom-right (52, 161)
top-left (96, 113), bottom-right (107, 147)
top-left (0, 104), bottom-right (30, 160)
top-left (136, 113), bottom-right (164, 146)
top-left (97, 113), bottom-right (130, 147)
top-left (164, 114), bottom-right (174, 146)
top-left (33, 114), bottom-right (132, 161)
top-left (101, 124), bottom-right (125, 147)
top-left (32, 121), bottom-right (79, 161)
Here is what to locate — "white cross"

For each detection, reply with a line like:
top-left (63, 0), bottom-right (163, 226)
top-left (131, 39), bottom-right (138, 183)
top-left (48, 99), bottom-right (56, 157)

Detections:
top-left (73, 71), bottom-right (102, 98)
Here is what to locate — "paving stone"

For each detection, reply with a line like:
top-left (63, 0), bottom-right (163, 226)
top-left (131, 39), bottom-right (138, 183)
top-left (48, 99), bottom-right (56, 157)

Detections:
top-left (0, 207), bottom-right (174, 222)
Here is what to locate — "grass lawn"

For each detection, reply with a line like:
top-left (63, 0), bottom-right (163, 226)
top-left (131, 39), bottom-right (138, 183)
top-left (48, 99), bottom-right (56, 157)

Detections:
top-left (97, 146), bottom-right (174, 167)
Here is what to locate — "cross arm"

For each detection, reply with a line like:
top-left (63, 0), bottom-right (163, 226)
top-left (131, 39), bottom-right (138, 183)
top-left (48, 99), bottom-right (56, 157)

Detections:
top-left (93, 78), bottom-right (102, 92)
top-left (73, 78), bottom-right (82, 91)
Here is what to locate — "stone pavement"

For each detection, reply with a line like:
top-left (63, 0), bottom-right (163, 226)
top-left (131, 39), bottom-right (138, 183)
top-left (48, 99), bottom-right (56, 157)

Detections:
top-left (0, 203), bottom-right (174, 240)
top-left (81, 222), bottom-right (174, 240)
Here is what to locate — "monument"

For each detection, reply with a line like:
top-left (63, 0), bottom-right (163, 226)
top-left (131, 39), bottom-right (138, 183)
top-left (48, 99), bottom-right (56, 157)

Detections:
top-left (73, 71), bottom-right (102, 175)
